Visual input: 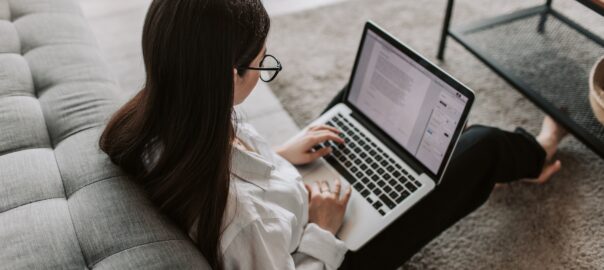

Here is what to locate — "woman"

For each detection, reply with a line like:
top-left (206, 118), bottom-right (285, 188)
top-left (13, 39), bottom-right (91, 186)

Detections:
top-left (100, 0), bottom-right (567, 269)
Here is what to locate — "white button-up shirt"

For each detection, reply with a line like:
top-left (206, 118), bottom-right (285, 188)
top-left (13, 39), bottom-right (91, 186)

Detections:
top-left (187, 123), bottom-right (348, 269)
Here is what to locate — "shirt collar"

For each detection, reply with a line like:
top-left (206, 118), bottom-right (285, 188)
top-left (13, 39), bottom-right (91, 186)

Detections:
top-left (231, 144), bottom-right (274, 190)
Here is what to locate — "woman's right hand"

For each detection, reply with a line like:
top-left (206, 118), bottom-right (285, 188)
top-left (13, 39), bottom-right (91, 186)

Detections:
top-left (305, 178), bottom-right (352, 235)
top-left (275, 125), bottom-right (344, 165)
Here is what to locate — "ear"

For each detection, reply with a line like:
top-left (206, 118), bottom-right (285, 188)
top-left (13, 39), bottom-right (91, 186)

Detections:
top-left (233, 68), bottom-right (240, 84)
top-left (233, 68), bottom-right (242, 94)
top-left (232, 68), bottom-right (244, 105)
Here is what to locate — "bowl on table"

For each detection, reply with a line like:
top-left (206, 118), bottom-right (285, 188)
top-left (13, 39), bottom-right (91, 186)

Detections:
top-left (589, 56), bottom-right (604, 125)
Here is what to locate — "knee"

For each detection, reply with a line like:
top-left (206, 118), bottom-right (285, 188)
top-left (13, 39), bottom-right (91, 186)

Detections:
top-left (463, 125), bottom-right (505, 148)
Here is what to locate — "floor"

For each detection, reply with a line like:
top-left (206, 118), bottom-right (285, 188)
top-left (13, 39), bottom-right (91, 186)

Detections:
top-left (77, 0), bottom-right (344, 145)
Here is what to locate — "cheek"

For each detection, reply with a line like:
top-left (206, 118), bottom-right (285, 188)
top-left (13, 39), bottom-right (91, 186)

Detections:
top-left (245, 70), bottom-right (261, 89)
top-left (235, 71), bottom-right (260, 103)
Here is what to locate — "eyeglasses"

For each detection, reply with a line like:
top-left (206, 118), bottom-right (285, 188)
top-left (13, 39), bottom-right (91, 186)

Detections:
top-left (238, 54), bottom-right (282, 82)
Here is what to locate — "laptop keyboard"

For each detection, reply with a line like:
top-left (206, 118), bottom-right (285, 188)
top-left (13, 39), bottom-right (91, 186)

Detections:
top-left (314, 113), bottom-right (423, 216)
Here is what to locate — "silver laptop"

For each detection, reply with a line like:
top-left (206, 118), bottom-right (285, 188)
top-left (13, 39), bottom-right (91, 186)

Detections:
top-left (292, 21), bottom-right (475, 251)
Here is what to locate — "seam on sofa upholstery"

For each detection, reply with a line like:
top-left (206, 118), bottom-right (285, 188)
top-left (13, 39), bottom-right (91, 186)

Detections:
top-left (36, 78), bottom-right (118, 99)
top-left (11, 11), bottom-right (84, 23)
top-left (89, 238), bottom-right (188, 268)
top-left (35, 79), bottom-right (120, 100)
top-left (11, 18), bottom-right (34, 98)
top-left (23, 33), bottom-right (40, 99)
top-left (53, 146), bottom-right (90, 267)
top-left (34, 96), bottom-right (57, 149)
top-left (0, 146), bottom-right (52, 157)
top-left (0, 93), bottom-right (36, 99)
top-left (66, 174), bottom-right (124, 199)
top-left (21, 41), bottom-right (98, 55)
top-left (0, 196), bottom-right (64, 215)
top-left (52, 124), bottom-right (105, 150)
top-left (36, 78), bottom-right (118, 92)
top-left (13, 12), bottom-right (85, 23)
top-left (24, 42), bottom-right (101, 58)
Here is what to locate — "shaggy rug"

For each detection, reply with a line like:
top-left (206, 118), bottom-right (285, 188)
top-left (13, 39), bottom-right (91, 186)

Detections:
top-left (267, 0), bottom-right (604, 269)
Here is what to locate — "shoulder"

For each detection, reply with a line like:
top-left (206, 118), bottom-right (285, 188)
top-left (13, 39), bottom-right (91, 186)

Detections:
top-left (236, 122), bottom-right (270, 145)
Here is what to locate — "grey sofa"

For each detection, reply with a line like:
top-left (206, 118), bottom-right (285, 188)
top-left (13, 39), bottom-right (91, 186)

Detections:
top-left (0, 0), bottom-right (209, 268)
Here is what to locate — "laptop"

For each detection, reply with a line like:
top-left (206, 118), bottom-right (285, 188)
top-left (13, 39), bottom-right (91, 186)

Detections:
top-left (292, 21), bottom-right (475, 251)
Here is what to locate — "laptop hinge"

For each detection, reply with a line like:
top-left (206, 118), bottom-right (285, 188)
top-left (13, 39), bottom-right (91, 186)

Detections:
top-left (350, 112), bottom-right (424, 176)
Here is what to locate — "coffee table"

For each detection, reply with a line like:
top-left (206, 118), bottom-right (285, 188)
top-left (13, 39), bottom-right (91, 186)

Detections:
top-left (437, 0), bottom-right (604, 159)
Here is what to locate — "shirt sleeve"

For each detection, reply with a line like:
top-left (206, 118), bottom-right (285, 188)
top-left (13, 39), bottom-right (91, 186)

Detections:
top-left (295, 223), bottom-right (348, 269)
top-left (223, 219), bottom-right (348, 270)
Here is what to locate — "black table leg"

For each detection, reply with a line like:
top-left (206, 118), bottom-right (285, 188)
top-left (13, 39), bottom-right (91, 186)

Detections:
top-left (437, 0), bottom-right (455, 60)
top-left (537, 0), bottom-right (553, 33)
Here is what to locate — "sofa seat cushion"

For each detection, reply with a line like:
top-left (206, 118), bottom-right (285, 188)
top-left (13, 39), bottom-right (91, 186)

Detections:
top-left (0, 0), bottom-right (209, 268)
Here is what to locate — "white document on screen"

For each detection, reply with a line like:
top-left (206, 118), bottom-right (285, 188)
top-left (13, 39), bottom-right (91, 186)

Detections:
top-left (356, 44), bottom-right (430, 146)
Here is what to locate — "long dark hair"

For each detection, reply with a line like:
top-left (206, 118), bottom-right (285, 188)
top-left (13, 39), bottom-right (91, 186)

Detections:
top-left (99, 0), bottom-right (270, 269)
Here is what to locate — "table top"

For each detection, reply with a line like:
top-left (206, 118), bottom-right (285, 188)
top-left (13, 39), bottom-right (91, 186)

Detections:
top-left (452, 6), bottom-right (604, 158)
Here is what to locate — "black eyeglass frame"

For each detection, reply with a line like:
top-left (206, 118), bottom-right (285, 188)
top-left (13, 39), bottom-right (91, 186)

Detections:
top-left (238, 54), bottom-right (282, 82)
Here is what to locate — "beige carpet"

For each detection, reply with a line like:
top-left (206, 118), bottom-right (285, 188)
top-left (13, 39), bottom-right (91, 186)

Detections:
top-left (267, 0), bottom-right (604, 269)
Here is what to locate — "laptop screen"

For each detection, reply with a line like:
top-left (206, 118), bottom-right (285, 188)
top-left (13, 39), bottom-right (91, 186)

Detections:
top-left (347, 29), bottom-right (469, 174)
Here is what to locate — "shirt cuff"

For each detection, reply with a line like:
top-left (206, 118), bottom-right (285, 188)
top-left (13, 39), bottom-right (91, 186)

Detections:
top-left (297, 223), bottom-right (348, 269)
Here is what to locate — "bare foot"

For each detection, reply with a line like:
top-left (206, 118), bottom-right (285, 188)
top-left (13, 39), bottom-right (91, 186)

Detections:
top-left (524, 116), bottom-right (568, 184)
top-left (536, 116), bottom-right (568, 161)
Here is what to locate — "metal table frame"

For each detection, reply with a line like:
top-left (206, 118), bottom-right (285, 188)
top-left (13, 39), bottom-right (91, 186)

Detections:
top-left (437, 0), bottom-right (604, 159)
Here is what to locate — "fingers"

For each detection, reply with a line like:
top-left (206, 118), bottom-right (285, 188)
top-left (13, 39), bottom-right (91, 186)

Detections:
top-left (304, 184), bottom-right (313, 200)
top-left (308, 180), bottom-right (339, 193)
top-left (309, 147), bottom-right (332, 160)
top-left (309, 124), bottom-right (341, 134)
top-left (309, 179), bottom-right (351, 203)
top-left (320, 181), bottom-right (330, 193)
top-left (334, 178), bottom-right (342, 195)
top-left (341, 186), bottom-right (352, 205)
top-left (308, 131), bottom-right (345, 146)
top-left (311, 182), bottom-right (321, 195)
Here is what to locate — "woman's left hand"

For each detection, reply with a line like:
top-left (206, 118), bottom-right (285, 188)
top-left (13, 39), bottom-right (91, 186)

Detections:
top-left (276, 125), bottom-right (345, 165)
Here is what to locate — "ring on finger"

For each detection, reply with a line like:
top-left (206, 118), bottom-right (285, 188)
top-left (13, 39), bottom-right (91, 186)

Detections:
top-left (333, 180), bottom-right (342, 195)
top-left (320, 181), bottom-right (331, 193)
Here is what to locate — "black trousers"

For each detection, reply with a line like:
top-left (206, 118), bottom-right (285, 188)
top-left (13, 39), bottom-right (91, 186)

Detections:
top-left (322, 88), bottom-right (547, 270)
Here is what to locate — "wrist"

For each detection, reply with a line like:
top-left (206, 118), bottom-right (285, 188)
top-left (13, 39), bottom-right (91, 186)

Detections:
top-left (274, 145), bottom-right (286, 157)
top-left (311, 221), bottom-right (338, 235)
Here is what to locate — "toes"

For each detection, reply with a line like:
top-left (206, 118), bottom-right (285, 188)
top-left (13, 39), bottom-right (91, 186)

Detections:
top-left (534, 160), bottom-right (562, 184)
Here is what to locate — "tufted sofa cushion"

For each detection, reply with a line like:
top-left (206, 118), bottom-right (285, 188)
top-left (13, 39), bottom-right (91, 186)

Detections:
top-left (0, 0), bottom-right (209, 269)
